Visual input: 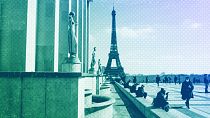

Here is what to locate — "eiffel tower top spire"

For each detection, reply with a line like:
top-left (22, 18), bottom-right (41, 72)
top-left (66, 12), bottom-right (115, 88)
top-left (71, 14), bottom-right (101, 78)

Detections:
top-left (111, 6), bottom-right (117, 51)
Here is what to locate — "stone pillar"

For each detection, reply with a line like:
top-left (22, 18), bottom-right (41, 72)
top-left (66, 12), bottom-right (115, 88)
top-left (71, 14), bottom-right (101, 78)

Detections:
top-left (25, 0), bottom-right (37, 72)
top-left (78, 0), bottom-right (84, 73)
top-left (82, 0), bottom-right (87, 73)
top-left (35, 0), bottom-right (55, 71)
top-left (96, 75), bottom-right (100, 95)
top-left (53, 0), bottom-right (60, 72)
top-left (57, 0), bottom-right (70, 72)
top-left (71, 0), bottom-right (79, 38)
top-left (0, 0), bottom-right (28, 71)
top-left (84, 0), bottom-right (93, 73)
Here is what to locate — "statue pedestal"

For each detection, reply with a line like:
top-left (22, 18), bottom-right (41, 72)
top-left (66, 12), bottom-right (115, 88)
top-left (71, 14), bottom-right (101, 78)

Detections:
top-left (88, 68), bottom-right (96, 74)
top-left (62, 56), bottom-right (81, 72)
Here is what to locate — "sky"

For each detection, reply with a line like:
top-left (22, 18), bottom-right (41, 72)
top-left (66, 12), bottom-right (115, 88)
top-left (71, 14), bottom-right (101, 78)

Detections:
top-left (89, 0), bottom-right (210, 75)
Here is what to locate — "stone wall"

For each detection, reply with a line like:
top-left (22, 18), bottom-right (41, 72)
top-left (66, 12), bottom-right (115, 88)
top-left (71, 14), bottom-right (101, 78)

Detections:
top-left (0, 72), bottom-right (82, 118)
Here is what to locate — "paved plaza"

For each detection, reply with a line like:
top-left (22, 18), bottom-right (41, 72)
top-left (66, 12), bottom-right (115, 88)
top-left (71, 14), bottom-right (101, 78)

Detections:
top-left (110, 83), bottom-right (145, 118)
top-left (139, 83), bottom-right (210, 118)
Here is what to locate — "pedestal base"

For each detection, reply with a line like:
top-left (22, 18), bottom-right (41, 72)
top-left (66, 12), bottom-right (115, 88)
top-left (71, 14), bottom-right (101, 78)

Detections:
top-left (89, 68), bottom-right (96, 74)
top-left (62, 56), bottom-right (81, 72)
top-left (62, 63), bottom-right (81, 72)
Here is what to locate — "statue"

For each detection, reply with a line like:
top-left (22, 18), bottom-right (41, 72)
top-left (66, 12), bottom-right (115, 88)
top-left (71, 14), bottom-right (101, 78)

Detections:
top-left (62, 11), bottom-right (80, 72)
top-left (68, 11), bottom-right (77, 58)
top-left (97, 59), bottom-right (102, 75)
top-left (90, 47), bottom-right (96, 69)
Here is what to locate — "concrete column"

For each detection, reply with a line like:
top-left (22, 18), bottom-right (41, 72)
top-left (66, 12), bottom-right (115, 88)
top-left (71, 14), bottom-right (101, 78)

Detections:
top-left (35, 0), bottom-right (55, 72)
top-left (53, 0), bottom-right (60, 72)
top-left (25, 0), bottom-right (37, 72)
top-left (71, 0), bottom-right (79, 37)
top-left (57, 0), bottom-right (69, 72)
top-left (83, 0), bottom-right (87, 73)
top-left (84, 0), bottom-right (92, 73)
top-left (0, 0), bottom-right (28, 71)
top-left (78, 0), bottom-right (84, 73)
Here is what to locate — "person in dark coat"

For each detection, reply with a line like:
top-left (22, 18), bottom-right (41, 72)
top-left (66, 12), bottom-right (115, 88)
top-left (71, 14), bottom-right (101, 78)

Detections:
top-left (133, 76), bottom-right (137, 84)
top-left (204, 74), bottom-right (209, 93)
top-left (178, 75), bottom-right (181, 84)
top-left (174, 76), bottom-right (177, 85)
top-left (193, 77), bottom-right (196, 84)
top-left (146, 76), bottom-right (148, 84)
top-left (181, 77), bottom-right (194, 109)
top-left (124, 79), bottom-right (131, 88)
top-left (156, 75), bottom-right (160, 86)
top-left (136, 85), bottom-right (147, 98)
top-left (165, 76), bottom-right (168, 83)
top-left (153, 88), bottom-right (169, 111)
top-left (130, 83), bottom-right (138, 93)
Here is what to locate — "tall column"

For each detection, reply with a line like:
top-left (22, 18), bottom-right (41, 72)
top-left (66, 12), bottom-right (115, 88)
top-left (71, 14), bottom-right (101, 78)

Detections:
top-left (0, 0), bottom-right (28, 71)
top-left (84, 0), bottom-right (93, 73)
top-left (25, 0), bottom-right (37, 72)
top-left (54, 0), bottom-right (60, 72)
top-left (57, 0), bottom-right (69, 72)
top-left (35, 0), bottom-right (55, 71)
top-left (78, 0), bottom-right (84, 73)
top-left (71, 0), bottom-right (79, 37)
top-left (83, 0), bottom-right (87, 73)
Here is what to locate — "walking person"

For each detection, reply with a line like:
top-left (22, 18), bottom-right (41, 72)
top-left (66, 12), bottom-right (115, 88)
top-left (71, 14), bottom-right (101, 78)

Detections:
top-left (178, 76), bottom-right (181, 84)
top-left (181, 77), bottom-right (194, 109)
top-left (193, 77), bottom-right (196, 84)
top-left (174, 76), bottom-right (177, 85)
top-left (204, 74), bottom-right (209, 93)
top-left (146, 76), bottom-right (148, 84)
top-left (164, 76), bottom-right (168, 83)
top-left (156, 75), bottom-right (160, 86)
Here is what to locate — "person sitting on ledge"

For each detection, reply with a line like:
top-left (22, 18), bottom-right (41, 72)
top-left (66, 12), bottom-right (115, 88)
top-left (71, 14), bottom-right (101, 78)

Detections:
top-left (153, 88), bottom-right (169, 112)
top-left (124, 79), bottom-right (131, 88)
top-left (130, 83), bottom-right (139, 93)
top-left (136, 85), bottom-right (147, 99)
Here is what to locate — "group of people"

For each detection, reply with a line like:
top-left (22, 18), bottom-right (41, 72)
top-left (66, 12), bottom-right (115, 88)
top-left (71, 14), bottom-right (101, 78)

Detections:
top-left (154, 77), bottom-right (194, 110)
top-left (124, 77), bottom-right (148, 99)
top-left (155, 75), bottom-right (181, 86)
top-left (156, 76), bottom-right (194, 109)
top-left (121, 76), bottom-right (197, 111)
top-left (120, 74), bottom-right (210, 111)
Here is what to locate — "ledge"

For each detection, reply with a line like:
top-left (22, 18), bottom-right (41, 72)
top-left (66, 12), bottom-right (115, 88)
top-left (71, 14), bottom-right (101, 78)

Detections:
top-left (82, 73), bottom-right (97, 77)
top-left (85, 95), bottom-right (115, 116)
top-left (85, 95), bottom-right (115, 109)
top-left (85, 89), bottom-right (93, 97)
top-left (0, 72), bottom-right (82, 78)
top-left (100, 86), bottom-right (110, 90)
top-left (115, 82), bottom-right (190, 118)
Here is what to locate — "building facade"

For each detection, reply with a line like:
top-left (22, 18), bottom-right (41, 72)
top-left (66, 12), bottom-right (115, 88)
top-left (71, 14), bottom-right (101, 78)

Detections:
top-left (0, 0), bottom-right (92, 73)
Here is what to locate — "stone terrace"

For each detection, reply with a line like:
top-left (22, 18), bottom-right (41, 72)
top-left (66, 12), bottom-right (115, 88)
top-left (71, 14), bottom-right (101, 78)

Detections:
top-left (135, 83), bottom-right (210, 118)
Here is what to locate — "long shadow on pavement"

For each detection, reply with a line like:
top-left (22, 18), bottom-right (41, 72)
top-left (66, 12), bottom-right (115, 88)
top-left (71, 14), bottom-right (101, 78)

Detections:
top-left (113, 83), bottom-right (146, 118)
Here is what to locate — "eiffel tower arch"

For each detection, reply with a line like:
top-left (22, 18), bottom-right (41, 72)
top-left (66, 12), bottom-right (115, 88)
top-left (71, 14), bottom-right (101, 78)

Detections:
top-left (104, 7), bottom-right (125, 80)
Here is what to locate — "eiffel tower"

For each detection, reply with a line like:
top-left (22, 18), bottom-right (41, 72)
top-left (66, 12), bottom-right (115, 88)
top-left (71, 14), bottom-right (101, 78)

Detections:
top-left (104, 7), bottom-right (125, 79)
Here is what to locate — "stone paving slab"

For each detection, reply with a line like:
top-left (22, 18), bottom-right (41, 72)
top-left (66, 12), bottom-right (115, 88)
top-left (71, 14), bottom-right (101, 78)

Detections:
top-left (135, 83), bottom-right (210, 118)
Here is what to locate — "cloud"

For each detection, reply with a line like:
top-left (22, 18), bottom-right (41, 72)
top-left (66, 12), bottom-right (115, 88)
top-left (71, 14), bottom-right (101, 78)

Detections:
top-left (116, 26), bottom-right (154, 39)
top-left (190, 23), bottom-right (201, 29)
top-left (182, 19), bottom-right (202, 29)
